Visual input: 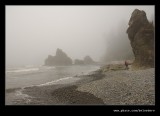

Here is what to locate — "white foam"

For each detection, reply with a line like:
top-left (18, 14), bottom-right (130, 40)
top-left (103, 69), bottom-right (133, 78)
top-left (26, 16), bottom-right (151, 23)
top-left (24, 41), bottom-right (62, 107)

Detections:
top-left (39, 66), bottom-right (55, 70)
top-left (6, 68), bottom-right (39, 73)
top-left (15, 88), bottom-right (33, 104)
top-left (16, 89), bottom-right (30, 98)
top-left (37, 76), bottom-right (80, 87)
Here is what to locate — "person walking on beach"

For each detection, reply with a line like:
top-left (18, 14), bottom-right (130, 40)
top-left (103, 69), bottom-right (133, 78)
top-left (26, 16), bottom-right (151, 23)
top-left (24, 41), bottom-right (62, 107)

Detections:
top-left (125, 60), bottom-right (129, 70)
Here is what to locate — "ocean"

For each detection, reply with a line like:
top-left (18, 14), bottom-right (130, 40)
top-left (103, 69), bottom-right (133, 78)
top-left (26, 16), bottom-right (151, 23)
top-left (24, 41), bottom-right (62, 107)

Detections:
top-left (5, 65), bottom-right (100, 104)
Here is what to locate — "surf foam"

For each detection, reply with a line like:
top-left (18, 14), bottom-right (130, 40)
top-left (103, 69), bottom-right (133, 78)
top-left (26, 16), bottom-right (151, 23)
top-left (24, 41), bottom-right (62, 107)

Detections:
top-left (37, 76), bottom-right (80, 86)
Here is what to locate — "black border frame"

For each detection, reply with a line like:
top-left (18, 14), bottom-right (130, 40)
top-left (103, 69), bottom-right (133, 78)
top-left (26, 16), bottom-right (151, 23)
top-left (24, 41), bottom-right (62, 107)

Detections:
top-left (0, 0), bottom-right (159, 113)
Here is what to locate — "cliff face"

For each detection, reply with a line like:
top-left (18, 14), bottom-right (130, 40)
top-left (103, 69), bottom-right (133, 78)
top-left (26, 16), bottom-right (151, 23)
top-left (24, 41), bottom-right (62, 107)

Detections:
top-left (126, 9), bottom-right (154, 68)
top-left (45, 48), bottom-right (72, 66)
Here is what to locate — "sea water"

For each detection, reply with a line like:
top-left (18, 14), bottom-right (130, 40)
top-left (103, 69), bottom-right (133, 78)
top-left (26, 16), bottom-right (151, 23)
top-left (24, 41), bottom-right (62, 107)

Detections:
top-left (5, 65), bottom-right (100, 104)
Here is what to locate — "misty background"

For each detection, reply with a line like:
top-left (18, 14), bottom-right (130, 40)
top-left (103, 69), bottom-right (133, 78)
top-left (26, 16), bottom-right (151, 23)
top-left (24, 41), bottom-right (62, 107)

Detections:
top-left (6, 5), bottom-right (154, 67)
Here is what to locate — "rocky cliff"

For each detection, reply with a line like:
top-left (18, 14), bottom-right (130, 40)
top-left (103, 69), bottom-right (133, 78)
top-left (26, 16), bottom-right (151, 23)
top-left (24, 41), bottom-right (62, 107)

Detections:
top-left (45, 48), bottom-right (72, 66)
top-left (126, 9), bottom-right (154, 69)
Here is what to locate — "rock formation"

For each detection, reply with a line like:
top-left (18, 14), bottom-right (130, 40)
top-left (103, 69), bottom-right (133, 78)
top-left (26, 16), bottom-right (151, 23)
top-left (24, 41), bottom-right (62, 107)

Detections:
top-left (45, 48), bottom-right (72, 66)
top-left (126, 9), bottom-right (154, 68)
top-left (45, 55), bottom-right (54, 66)
top-left (74, 56), bottom-right (95, 65)
top-left (83, 56), bottom-right (95, 64)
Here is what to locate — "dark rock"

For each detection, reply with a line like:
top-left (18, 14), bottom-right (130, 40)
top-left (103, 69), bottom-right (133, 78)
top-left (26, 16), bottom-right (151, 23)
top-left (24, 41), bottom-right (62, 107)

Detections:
top-left (126, 9), bottom-right (154, 68)
top-left (45, 48), bottom-right (72, 66)
top-left (83, 56), bottom-right (95, 64)
top-left (74, 56), bottom-right (96, 65)
top-left (45, 55), bottom-right (54, 66)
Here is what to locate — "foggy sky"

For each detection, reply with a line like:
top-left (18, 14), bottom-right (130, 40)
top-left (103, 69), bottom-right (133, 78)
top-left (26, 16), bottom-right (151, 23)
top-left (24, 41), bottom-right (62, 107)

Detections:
top-left (6, 5), bottom-right (154, 67)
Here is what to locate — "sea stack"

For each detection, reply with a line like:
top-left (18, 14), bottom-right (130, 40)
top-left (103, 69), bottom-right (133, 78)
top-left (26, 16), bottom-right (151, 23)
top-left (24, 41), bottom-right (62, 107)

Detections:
top-left (83, 56), bottom-right (95, 64)
top-left (126, 9), bottom-right (154, 68)
top-left (45, 48), bottom-right (72, 66)
top-left (74, 56), bottom-right (96, 65)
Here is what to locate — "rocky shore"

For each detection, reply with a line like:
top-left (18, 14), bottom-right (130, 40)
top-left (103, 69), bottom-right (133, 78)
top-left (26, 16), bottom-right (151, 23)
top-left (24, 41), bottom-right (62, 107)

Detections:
top-left (9, 63), bottom-right (155, 105)
top-left (78, 68), bottom-right (155, 105)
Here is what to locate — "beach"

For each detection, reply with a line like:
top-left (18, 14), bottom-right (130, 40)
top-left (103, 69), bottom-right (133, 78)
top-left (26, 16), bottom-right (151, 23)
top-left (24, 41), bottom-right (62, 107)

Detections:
top-left (6, 63), bottom-right (155, 105)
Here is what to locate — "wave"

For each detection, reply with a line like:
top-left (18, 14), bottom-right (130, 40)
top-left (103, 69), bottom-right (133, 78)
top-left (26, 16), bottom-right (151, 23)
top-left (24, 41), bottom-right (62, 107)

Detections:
top-left (39, 66), bottom-right (55, 70)
top-left (6, 68), bottom-right (39, 73)
top-left (36, 76), bottom-right (80, 87)
top-left (37, 77), bottom-right (73, 86)
top-left (6, 66), bottom-right (55, 73)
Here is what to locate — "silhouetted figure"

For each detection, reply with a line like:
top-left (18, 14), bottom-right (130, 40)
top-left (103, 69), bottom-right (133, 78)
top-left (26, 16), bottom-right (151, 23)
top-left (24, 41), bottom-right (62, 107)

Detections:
top-left (125, 60), bottom-right (129, 70)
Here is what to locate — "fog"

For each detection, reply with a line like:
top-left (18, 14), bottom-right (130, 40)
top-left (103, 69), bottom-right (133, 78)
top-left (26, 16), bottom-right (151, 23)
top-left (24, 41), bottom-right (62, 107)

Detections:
top-left (6, 5), bottom-right (154, 67)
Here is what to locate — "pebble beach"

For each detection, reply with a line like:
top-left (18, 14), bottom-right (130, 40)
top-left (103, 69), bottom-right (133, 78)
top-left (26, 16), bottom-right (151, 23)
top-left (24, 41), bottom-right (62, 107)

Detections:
top-left (6, 64), bottom-right (155, 105)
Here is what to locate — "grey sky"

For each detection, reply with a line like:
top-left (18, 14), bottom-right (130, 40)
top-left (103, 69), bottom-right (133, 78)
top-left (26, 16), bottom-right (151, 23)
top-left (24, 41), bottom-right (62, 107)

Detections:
top-left (6, 5), bottom-right (154, 67)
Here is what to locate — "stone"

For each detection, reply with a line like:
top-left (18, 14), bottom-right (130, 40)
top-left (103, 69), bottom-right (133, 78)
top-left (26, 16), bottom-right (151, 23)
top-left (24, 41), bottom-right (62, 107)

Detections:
top-left (45, 48), bottom-right (72, 66)
top-left (83, 56), bottom-right (95, 64)
top-left (126, 9), bottom-right (154, 68)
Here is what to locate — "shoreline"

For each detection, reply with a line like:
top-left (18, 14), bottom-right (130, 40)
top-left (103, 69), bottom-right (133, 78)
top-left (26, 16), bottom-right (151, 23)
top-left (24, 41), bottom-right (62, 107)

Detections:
top-left (6, 64), bottom-right (155, 105)
top-left (6, 68), bottom-right (105, 105)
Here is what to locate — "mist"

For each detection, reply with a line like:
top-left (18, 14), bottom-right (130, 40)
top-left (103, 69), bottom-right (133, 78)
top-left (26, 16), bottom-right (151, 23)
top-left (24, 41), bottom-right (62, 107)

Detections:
top-left (101, 20), bottom-right (134, 62)
top-left (6, 5), bottom-right (154, 67)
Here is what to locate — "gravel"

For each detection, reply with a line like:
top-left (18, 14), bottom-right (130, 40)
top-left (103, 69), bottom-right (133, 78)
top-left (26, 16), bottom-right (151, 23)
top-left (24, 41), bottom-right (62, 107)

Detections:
top-left (10, 68), bottom-right (155, 105)
top-left (77, 68), bottom-right (155, 105)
